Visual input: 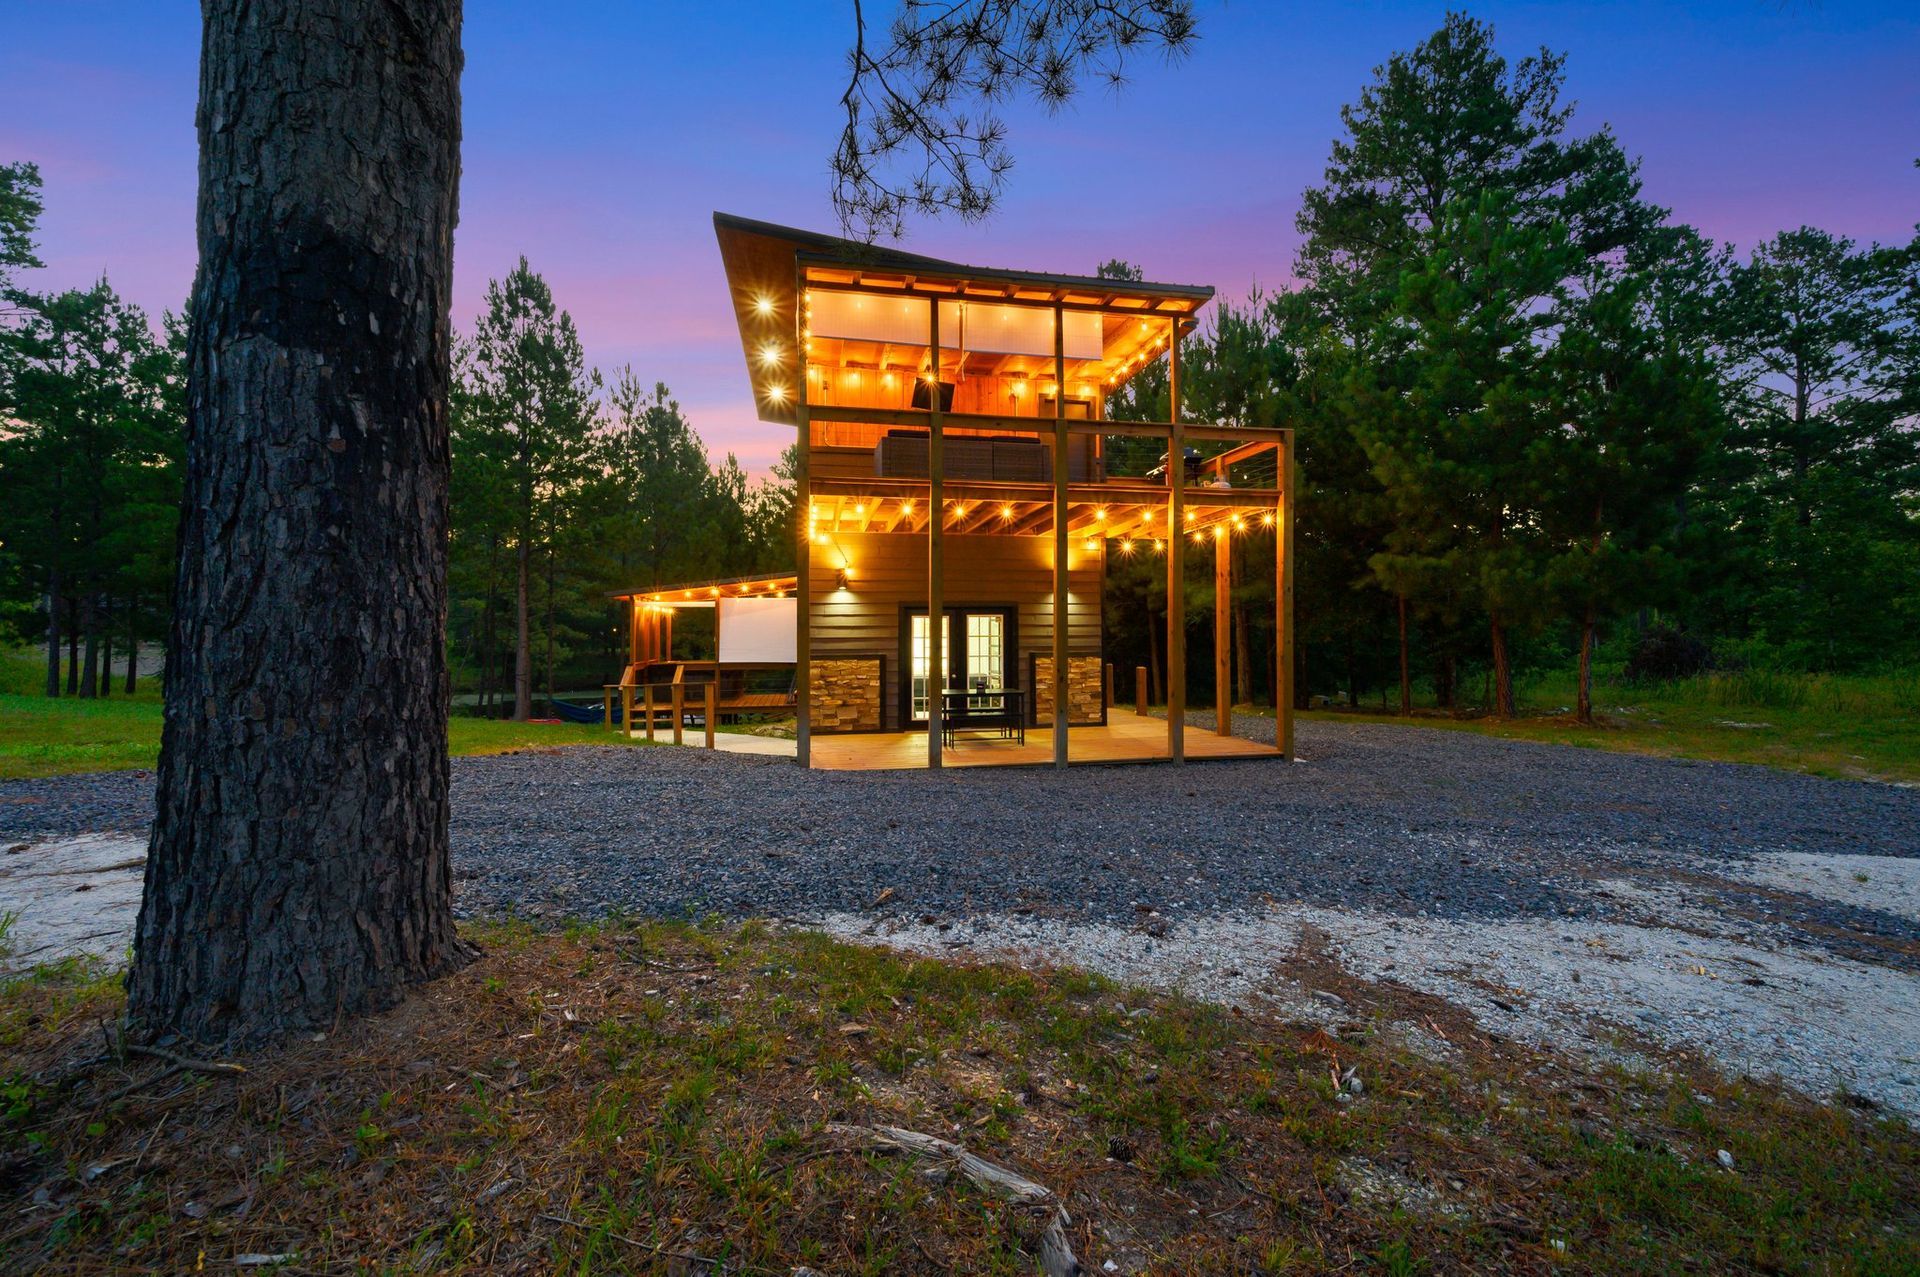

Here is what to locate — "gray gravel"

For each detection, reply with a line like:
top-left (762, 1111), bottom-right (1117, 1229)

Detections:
top-left (5, 719), bottom-right (1916, 950)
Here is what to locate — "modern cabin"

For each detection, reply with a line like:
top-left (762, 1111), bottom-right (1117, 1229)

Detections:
top-left (613, 213), bottom-right (1294, 770)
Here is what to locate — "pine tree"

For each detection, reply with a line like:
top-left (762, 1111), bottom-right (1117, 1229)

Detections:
top-left (463, 260), bottom-right (600, 719)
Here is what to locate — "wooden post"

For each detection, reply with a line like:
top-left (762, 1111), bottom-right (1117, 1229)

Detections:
top-left (1135, 665), bottom-right (1148, 717)
top-left (927, 300), bottom-right (944, 770)
top-left (704, 681), bottom-right (716, 750)
top-left (628, 599), bottom-right (640, 668)
top-left (1052, 302), bottom-right (1069, 769)
top-left (1277, 431), bottom-right (1296, 760)
top-left (1214, 525), bottom-right (1232, 736)
top-left (1104, 662), bottom-right (1115, 713)
top-left (1166, 316), bottom-right (1186, 764)
top-left (643, 684), bottom-right (655, 742)
top-left (604, 685), bottom-right (615, 734)
top-left (619, 684), bottom-right (633, 736)
top-left (794, 260), bottom-right (813, 769)
top-left (671, 683), bottom-right (684, 746)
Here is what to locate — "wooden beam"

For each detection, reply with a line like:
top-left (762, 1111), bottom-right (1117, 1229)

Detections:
top-left (927, 302), bottom-right (944, 770)
top-left (807, 476), bottom-right (1272, 509)
top-left (794, 257), bottom-right (812, 769)
top-left (1053, 302), bottom-right (1069, 769)
top-left (1167, 315), bottom-right (1186, 765)
top-left (1214, 528), bottom-right (1231, 737)
top-left (1277, 430), bottom-right (1296, 761)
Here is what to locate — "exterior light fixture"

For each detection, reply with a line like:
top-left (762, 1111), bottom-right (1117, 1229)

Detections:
top-left (753, 296), bottom-right (774, 317)
top-left (765, 384), bottom-right (788, 403)
top-left (1262, 511), bottom-right (1275, 526)
top-left (1001, 504), bottom-right (1014, 520)
top-left (759, 343), bottom-right (782, 366)
top-left (835, 568), bottom-right (850, 591)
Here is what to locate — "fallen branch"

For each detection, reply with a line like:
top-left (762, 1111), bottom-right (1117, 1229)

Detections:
top-left (94, 1046), bottom-right (246, 1108)
top-left (124, 1044), bottom-right (246, 1076)
top-left (828, 1123), bottom-right (1081, 1277)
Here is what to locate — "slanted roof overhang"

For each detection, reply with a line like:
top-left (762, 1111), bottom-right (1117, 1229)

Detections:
top-left (609, 571), bottom-right (799, 603)
top-left (714, 211), bottom-right (1214, 427)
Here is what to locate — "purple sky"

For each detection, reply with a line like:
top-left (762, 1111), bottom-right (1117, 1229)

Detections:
top-left (4, 2), bottom-right (1915, 475)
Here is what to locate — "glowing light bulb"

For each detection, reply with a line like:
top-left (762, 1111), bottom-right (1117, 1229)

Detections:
top-left (753, 296), bottom-right (774, 317)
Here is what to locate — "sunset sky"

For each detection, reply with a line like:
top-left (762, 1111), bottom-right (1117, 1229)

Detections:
top-left (4, 1), bottom-right (1915, 475)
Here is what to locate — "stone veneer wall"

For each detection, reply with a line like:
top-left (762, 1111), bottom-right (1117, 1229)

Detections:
top-left (811, 658), bottom-right (883, 732)
top-left (1033, 655), bottom-right (1105, 726)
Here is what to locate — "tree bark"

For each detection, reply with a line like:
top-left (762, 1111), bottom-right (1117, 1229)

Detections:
top-left (1489, 613), bottom-right (1516, 719)
top-left (1145, 598), bottom-right (1163, 705)
top-left (1233, 602), bottom-right (1252, 707)
top-left (514, 517), bottom-right (532, 720)
top-left (1576, 607), bottom-right (1596, 725)
top-left (66, 611), bottom-right (80, 694)
top-left (124, 597), bottom-right (139, 695)
top-left (99, 610), bottom-right (113, 699)
top-left (129, 0), bottom-right (469, 1047)
top-left (43, 582), bottom-right (61, 699)
top-left (1435, 652), bottom-right (1454, 710)
top-left (80, 595), bottom-right (99, 699)
top-left (1396, 594), bottom-right (1411, 716)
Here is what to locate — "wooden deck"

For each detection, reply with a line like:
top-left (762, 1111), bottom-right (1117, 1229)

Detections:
top-left (807, 710), bottom-right (1281, 770)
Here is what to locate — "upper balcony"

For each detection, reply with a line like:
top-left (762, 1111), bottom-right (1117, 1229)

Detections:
top-left (713, 212), bottom-right (1288, 538)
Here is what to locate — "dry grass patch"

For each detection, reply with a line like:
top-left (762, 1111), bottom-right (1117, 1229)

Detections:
top-left (1, 919), bottom-right (1915, 1274)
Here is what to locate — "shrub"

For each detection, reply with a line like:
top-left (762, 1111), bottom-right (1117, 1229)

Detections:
top-left (1624, 623), bottom-right (1712, 683)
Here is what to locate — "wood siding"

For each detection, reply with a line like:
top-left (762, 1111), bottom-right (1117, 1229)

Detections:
top-left (809, 531), bottom-right (1102, 730)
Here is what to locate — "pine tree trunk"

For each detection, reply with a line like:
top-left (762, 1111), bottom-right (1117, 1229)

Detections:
top-left (1576, 608), bottom-right (1596, 725)
top-left (1435, 653), bottom-right (1454, 710)
top-left (1489, 613), bottom-right (1516, 719)
top-left (514, 517), bottom-right (532, 721)
top-left (129, 0), bottom-right (469, 1047)
top-left (542, 539), bottom-right (556, 703)
top-left (67, 606), bottom-right (80, 694)
top-left (1145, 599), bottom-right (1163, 705)
top-left (99, 613), bottom-right (113, 699)
top-left (125, 599), bottom-right (139, 695)
top-left (1397, 594), bottom-right (1411, 716)
top-left (80, 599), bottom-right (98, 698)
top-left (43, 582), bottom-right (61, 698)
top-left (1233, 603), bottom-right (1252, 706)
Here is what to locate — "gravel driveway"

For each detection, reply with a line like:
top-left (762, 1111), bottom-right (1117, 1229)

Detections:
top-left (5, 719), bottom-right (1918, 1114)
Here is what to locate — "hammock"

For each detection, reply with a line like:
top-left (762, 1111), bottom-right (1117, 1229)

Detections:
top-left (547, 697), bottom-right (606, 725)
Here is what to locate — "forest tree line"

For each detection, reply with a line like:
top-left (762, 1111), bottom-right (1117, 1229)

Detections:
top-left (0, 175), bottom-right (794, 709)
top-left (1104, 15), bottom-right (1918, 720)
top-left (4, 16), bottom-right (1915, 721)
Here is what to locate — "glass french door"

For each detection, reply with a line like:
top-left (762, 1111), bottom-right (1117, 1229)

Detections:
top-left (909, 609), bottom-right (1008, 721)
top-left (909, 613), bottom-right (951, 721)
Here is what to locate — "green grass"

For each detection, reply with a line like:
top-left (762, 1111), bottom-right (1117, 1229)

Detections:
top-left (1292, 667), bottom-right (1920, 784)
top-left (0, 649), bottom-right (656, 780)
